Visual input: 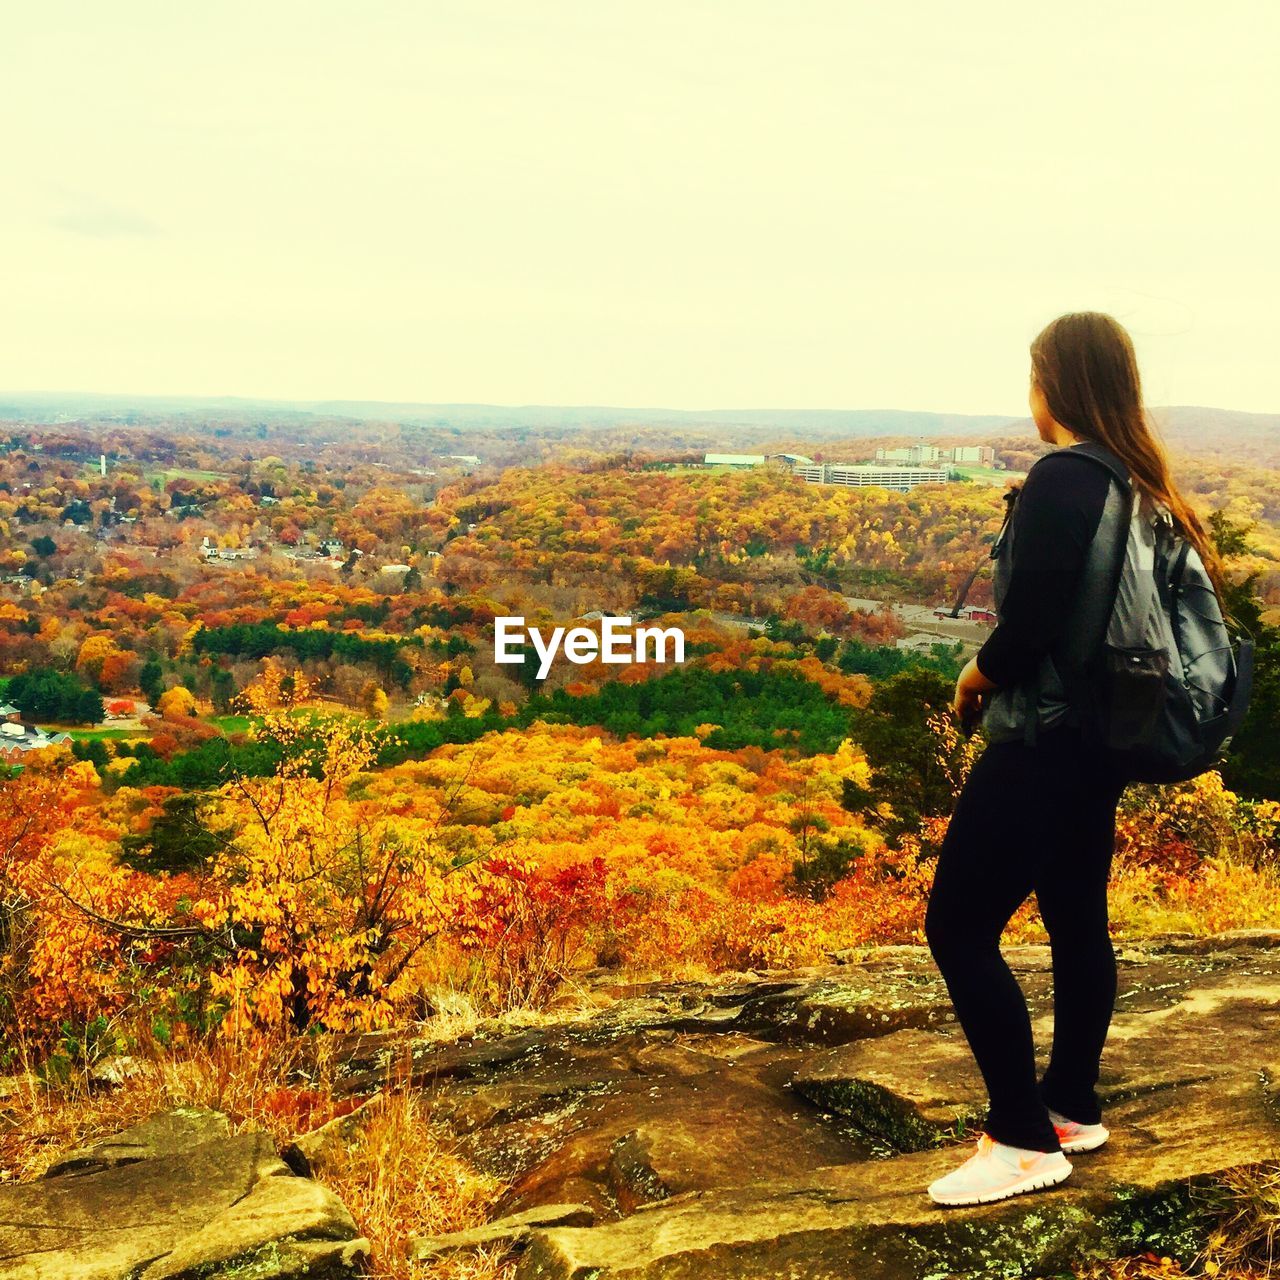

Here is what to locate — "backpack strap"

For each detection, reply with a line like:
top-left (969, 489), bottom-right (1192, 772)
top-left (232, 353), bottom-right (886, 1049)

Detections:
top-left (1058, 439), bottom-right (1132, 493)
top-left (1051, 443), bottom-right (1136, 668)
top-left (1224, 637), bottom-right (1254, 738)
top-left (1039, 442), bottom-right (1137, 743)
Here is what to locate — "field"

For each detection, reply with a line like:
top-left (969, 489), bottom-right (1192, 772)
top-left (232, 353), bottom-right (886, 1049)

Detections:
top-left (951, 463), bottom-right (1025, 484)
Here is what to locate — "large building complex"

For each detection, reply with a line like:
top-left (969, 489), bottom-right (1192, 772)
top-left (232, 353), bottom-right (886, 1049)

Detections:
top-left (701, 448), bottom-right (982, 492)
top-left (792, 462), bottom-right (949, 492)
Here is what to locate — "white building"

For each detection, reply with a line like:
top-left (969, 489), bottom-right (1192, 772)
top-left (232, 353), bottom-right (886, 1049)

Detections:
top-left (951, 445), bottom-right (997, 465)
top-left (797, 463), bottom-right (949, 493)
top-left (876, 443), bottom-right (996, 467)
top-left (704, 453), bottom-right (765, 468)
top-left (875, 443), bottom-right (943, 465)
top-left (201, 539), bottom-right (260, 561)
top-left (0, 722), bottom-right (72, 762)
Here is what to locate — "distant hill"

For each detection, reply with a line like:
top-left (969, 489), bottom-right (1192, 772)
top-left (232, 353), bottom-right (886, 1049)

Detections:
top-left (0, 392), bottom-right (1019, 436)
top-left (0, 392), bottom-right (1274, 456)
top-left (988, 406), bottom-right (1280, 464)
top-left (1151, 405), bottom-right (1280, 450)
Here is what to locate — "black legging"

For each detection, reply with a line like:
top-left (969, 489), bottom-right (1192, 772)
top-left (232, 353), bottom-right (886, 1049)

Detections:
top-left (924, 723), bottom-right (1127, 1152)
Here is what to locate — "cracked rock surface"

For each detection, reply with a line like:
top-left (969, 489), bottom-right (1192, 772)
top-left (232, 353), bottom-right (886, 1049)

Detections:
top-left (0, 1108), bottom-right (368, 1280)
top-left (329, 931), bottom-right (1280, 1279)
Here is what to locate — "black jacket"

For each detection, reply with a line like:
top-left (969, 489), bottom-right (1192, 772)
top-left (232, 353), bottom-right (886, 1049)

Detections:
top-left (978, 443), bottom-right (1130, 745)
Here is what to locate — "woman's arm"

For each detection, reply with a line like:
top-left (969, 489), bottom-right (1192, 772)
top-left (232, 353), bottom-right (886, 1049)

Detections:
top-left (952, 653), bottom-right (999, 733)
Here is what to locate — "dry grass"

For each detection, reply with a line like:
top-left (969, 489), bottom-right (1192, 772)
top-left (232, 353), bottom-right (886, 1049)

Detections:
top-left (1191, 1160), bottom-right (1280, 1278)
top-left (314, 1090), bottom-right (515, 1280)
top-left (0, 1004), bottom-right (526, 1278)
top-left (2, 1062), bottom-right (520, 1278)
top-left (991, 857), bottom-right (1280, 950)
top-left (1, 1034), bottom-right (316, 1181)
top-left (1071, 1161), bottom-right (1280, 1279)
top-left (0, 969), bottom-right (613, 1170)
top-left (1106, 859), bottom-right (1280, 940)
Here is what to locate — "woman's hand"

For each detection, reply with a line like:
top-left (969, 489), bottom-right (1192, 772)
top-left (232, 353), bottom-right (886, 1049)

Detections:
top-left (952, 655), bottom-right (999, 736)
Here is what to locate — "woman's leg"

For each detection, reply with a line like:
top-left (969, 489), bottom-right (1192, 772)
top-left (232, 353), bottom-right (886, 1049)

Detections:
top-left (924, 738), bottom-right (1062, 1152)
top-left (1034, 759), bottom-right (1125, 1125)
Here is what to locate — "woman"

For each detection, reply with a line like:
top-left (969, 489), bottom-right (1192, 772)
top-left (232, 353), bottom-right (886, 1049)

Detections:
top-left (923, 311), bottom-right (1225, 1207)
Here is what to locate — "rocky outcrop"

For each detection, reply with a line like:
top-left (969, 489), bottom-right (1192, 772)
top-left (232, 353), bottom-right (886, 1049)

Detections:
top-left (516, 1069), bottom-right (1279, 1279)
top-left (0, 1110), bottom-right (368, 1280)
top-left (340, 931), bottom-right (1280, 1279)
top-left (5, 932), bottom-right (1277, 1279)
top-left (314, 961), bottom-right (963, 1099)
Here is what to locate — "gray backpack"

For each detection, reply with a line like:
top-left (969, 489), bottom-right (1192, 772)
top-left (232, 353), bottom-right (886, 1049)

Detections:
top-left (980, 442), bottom-right (1253, 783)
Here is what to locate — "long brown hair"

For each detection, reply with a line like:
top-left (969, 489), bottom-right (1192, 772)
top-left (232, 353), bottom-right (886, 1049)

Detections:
top-left (1029, 311), bottom-right (1227, 599)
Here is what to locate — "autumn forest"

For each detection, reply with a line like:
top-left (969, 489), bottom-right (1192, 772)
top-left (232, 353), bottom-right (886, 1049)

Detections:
top-left (1, 407), bottom-right (1279, 1273)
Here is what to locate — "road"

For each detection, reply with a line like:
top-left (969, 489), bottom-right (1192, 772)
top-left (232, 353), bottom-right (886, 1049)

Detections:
top-left (709, 600), bottom-right (991, 649)
top-left (842, 596), bottom-right (993, 646)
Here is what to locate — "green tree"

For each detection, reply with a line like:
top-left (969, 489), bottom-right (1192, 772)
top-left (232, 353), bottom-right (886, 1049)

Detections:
top-left (844, 667), bottom-right (959, 840)
top-left (1210, 511), bottom-right (1280, 800)
top-left (6, 670), bottom-right (104, 724)
top-left (210, 667), bottom-right (238, 715)
top-left (139, 658), bottom-right (165, 705)
top-left (119, 794), bottom-right (220, 872)
top-left (60, 500), bottom-right (93, 526)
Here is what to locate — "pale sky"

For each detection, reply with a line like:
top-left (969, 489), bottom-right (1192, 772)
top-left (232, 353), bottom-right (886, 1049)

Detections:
top-left (3, 1), bottom-right (1276, 415)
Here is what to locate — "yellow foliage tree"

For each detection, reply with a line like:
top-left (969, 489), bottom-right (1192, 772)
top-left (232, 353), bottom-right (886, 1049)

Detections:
top-left (75, 633), bottom-right (118, 681)
top-left (190, 666), bottom-right (456, 1035)
top-left (157, 686), bottom-right (197, 719)
top-left (360, 680), bottom-right (389, 721)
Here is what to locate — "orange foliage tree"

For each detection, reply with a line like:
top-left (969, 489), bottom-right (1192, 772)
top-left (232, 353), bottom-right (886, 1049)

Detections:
top-left (0, 750), bottom-right (157, 1049)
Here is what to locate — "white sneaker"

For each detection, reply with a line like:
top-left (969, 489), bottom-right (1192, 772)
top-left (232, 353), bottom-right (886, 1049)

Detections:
top-left (927, 1133), bottom-right (1073, 1206)
top-left (1049, 1108), bottom-right (1110, 1153)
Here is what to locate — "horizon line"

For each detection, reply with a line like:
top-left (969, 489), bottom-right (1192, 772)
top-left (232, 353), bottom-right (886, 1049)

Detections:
top-left (1, 389), bottom-right (1276, 421)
